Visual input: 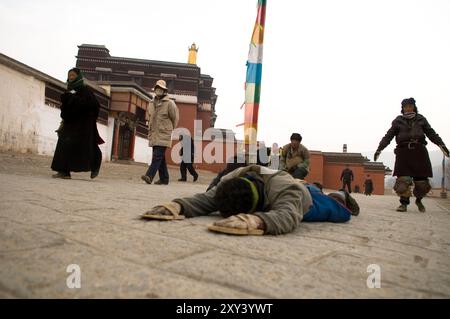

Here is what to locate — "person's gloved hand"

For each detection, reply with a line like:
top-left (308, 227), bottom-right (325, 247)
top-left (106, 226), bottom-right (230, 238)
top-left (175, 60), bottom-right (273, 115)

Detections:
top-left (213, 214), bottom-right (265, 230)
top-left (374, 150), bottom-right (381, 162)
top-left (146, 206), bottom-right (172, 216)
top-left (143, 202), bottom-right (181, 217)
top-left (439, 145), bottom-right (449, 157)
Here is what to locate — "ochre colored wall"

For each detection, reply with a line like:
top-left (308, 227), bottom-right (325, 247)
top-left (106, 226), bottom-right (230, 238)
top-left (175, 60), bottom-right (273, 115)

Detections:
top-left (176, 102), bottom-right (197, 136)
top-left (165, 140), bottom-right (237, 173)
top-left (320, 162), bottom-right (385, 194)
top-left (197, 110), bottom-right (211, 135)
top-left (305, 151), bottom-right (324, 184)
top-left (323, 163), bottom-right (364, 191)
top-left (323, 163), bottom-right (341, 190)
top-left (363, 170), bottom-right (385, 195)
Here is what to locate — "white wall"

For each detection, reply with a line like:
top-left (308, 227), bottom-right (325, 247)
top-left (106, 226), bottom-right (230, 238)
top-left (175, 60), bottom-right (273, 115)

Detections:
top-left (134, 136), bottom-right (152, 164)
top-left (36, 102), bottom-right (61, 156)
top-left (102, 116), bottom-right (115, 161)
top-left (0, 64), bottom-right (46, 153)
top-left (0, 64), bottom-right (111, 161)
top-left (97, 121), bottom-right (110, 162)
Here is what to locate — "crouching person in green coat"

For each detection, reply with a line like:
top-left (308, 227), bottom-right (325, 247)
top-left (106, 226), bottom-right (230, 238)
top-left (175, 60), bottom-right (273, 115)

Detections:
top-left (141, 165), bottom-right (359, 236)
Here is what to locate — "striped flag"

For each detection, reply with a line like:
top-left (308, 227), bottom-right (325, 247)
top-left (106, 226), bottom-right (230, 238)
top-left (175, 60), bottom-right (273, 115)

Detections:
top-left (244, 0), bottom-right (266, 150)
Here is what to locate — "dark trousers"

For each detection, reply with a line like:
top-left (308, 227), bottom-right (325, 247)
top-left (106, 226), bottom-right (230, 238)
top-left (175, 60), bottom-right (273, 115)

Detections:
top-left (342, 180), bottom-right (352, 193)
top-left (145, 146), bottom-right (169, 182)
top-left (180, 161), bottom-right (198, 180)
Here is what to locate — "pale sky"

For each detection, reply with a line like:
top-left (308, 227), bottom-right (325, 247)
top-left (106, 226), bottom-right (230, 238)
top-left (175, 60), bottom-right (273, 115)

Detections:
top-left (1, 0), bottom-right (450, 158)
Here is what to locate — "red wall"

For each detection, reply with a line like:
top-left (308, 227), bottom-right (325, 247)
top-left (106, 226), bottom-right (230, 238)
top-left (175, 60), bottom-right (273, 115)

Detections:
top-left (197, 111), bottom-right (211, 135)
top-left (176, 102), bottom-right (197, 136)
top-left (305, 151), bottom-right (324, 184)
top-left (364, 170), bottom-right (385, 195)
top-left (323, 163), bottom-right (345, 190)
top-left (163, 100), bottom-right (239, 174)
top-left (166, 143), bottom-right (386, 194)
top-left (165, 140), bottom-right (237, 173)
top-left (320, 162), bottom-right (384, 195)
top-left (323, 163), bottom-right (364, 191)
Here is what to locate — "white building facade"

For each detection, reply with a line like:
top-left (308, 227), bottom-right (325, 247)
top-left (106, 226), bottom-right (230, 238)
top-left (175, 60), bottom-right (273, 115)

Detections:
top-left (0, 53), bottom-right (122, 163)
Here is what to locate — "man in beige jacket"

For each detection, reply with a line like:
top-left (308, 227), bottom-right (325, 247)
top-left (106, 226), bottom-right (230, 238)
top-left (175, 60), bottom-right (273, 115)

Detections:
top-left (141, 80), bottom-right (179, 185)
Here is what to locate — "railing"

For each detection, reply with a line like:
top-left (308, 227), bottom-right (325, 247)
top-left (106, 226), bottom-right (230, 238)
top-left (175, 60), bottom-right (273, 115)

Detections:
top-left (136, 122), bottom-right (148, 138)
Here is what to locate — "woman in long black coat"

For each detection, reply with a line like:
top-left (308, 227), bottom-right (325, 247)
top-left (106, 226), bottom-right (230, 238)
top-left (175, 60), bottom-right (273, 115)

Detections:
top-left (374, 98), bottom-right (449, 212)
top-left (51, 68), bottom-right (103, 179)
top-left (364, 175), bottom-right (373, 196)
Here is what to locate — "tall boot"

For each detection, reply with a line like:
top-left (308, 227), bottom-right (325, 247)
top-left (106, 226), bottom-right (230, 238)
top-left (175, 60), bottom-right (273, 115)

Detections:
top-left (396, 196), bottom-right (409, 212)
top-left (415, 198), bottom-right (426, 213)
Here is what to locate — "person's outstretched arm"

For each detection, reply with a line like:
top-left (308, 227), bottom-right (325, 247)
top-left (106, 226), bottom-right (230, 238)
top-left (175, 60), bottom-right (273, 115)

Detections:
top-left (173, 188), bottom-right (218, 217)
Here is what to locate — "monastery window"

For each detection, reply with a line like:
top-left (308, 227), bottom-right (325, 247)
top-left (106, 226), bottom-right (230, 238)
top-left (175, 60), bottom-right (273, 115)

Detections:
top-left (136, 107), bottom-right (146, 124)
top-left (132, 77), bottom-right (142, 86)
top-left (98, 73), bottom-right (109, 81)
top-left (166, 80), bottom-right (174, 93)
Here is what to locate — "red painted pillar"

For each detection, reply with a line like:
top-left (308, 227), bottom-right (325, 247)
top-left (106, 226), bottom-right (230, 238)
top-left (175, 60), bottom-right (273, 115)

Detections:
top-left (129, 129), bottom-right (136, 161)
top-left (112, 119), bottom-right (120, 160)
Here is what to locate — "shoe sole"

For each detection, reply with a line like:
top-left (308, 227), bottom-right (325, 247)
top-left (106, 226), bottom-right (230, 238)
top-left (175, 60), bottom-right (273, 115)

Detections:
top-left (207, 225), bottom-right (264, 236)
top-left (141, 214), bottom-right (185, 220)
top-left (52, 175), bottom-right (71, 179)
top-left (141, 176), bottom-right (152, 184)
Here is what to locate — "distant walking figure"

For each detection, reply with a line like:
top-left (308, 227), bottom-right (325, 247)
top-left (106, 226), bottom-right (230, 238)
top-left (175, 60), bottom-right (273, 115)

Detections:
top-left (178, 134), bottom-right (198, 182)
top-left (340, 164), bottom-right (354, 193)
top-left (364, 175), bottom-right (374, 196)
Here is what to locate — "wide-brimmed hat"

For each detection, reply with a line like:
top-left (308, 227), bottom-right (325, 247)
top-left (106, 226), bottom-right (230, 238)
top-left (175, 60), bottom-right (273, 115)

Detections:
top-left (154, 79), bottom-right (168, 90)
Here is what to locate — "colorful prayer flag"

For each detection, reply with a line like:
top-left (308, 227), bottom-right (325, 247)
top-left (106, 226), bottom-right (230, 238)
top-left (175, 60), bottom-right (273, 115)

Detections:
top-left (244, 0), bottom-right (266, 147)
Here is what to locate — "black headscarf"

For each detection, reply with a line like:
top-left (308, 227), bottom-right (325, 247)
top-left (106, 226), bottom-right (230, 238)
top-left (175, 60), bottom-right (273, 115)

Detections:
top-left (67, 68), bottom-right (84, 91)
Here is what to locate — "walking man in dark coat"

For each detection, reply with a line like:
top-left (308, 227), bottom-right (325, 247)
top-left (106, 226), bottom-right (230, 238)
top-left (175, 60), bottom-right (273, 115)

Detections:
top-left (340, 164), bottom-right (354, 193)
top-left (178, 134), bottom-right (198, 182)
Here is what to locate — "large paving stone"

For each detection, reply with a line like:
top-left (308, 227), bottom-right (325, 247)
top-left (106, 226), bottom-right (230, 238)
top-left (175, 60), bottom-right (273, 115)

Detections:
top-left (0, 242), bottom-right (255, 298)
top-left (1, 152), bottom-right (449, 298)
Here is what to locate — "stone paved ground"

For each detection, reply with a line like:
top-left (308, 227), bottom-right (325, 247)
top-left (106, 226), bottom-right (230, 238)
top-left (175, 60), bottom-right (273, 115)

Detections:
top-left (0, 152), bottom-right (449, 298)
